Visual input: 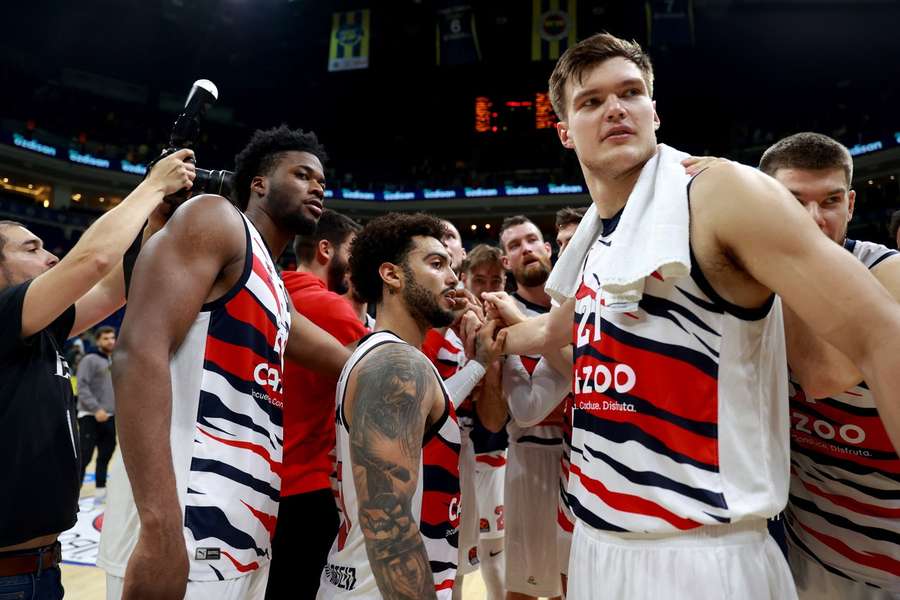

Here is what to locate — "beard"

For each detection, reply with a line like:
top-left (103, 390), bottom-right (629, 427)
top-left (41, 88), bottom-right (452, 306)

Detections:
top-left (514, 257), bottom-right (551, 288)
top-left (268, 180), bottom-right (317, 236)
top-left (401, 265), bottom-right (455, 329)
top-left (326, 255), bottom-right (350, 296)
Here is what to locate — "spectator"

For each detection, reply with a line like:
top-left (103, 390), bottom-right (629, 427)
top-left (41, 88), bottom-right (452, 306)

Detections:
top-left (76, 325), bottom-right (118, 507)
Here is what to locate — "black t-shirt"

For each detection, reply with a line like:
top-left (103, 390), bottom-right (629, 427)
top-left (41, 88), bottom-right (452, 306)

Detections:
top-left (0, 281), bottom-right (80, 546)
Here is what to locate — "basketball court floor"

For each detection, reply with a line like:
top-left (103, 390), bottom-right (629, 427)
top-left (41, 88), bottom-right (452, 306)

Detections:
top-left (63, 453), bottom-right (492, 599)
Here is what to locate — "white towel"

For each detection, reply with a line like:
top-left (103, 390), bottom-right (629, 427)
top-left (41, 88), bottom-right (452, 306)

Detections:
top-left (545, 144), bottom-right (692, 312)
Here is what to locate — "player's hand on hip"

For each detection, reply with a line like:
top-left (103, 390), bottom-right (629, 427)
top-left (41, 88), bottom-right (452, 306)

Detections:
top-left (122, 525), bottom-right (189, 600)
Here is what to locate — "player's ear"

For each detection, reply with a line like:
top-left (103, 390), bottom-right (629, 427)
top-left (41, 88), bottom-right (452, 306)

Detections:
top-left (251, 175), bottom-right (267, 198)
top-left (317, 239), bottom-right (333, 265)
top-left (557, 121), bottom-right (575, 150)
top-left (380, 261), bottom-right (402, 295)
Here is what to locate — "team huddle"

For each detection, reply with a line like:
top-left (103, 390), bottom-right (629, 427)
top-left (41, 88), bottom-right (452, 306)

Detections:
top-left (2, 31), bottom-right (898, 600)
top-left (100, 32), bottom-right (900, 600)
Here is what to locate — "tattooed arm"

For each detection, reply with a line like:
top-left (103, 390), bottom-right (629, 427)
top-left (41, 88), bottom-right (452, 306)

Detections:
top-left (346, 343), bottom-right (441, 600)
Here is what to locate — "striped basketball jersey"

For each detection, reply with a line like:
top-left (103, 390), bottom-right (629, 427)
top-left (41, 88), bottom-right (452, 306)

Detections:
top-left (422, 327), bottom-right (508, 467)
top-left (786, 239), bottom-right (900, 590)
top-left (569, 212), bottom-right (789, 534)
top-left (558, 392), bottom-right (576, 536)
top-left (98, 210), bottom-right (291, 582)
top-left (320, 331), bottom-right (461, 598)
top-left (423, 328), bottom-right (473, 434)
top-left (506, 294), bottom-right (566, 448)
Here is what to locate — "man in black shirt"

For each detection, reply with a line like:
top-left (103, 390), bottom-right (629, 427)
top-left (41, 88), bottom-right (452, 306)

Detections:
top-left (0, 149), bottom-right (195, 599)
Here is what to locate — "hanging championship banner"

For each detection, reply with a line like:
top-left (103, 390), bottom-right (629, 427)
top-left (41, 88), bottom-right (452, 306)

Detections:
top-left (436, 4), bottom-right (481, 66)
top-left (531, 0), bottom-right (577, 62)
top-left (328, 9), bottom-right (371, 72)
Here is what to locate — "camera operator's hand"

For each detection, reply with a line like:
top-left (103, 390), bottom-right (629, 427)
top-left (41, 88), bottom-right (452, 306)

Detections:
top-left (144, 148), bottom-right (196, 196)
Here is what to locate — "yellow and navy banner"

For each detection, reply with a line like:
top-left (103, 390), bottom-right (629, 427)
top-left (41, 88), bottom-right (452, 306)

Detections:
top-left (531, 0), bottom-right (577, 62)
top-left (328, 9), bottom-right (371, 72)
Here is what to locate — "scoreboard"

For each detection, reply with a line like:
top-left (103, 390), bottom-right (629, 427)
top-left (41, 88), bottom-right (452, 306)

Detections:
top-left (474, 92), bottom-right (558, 133)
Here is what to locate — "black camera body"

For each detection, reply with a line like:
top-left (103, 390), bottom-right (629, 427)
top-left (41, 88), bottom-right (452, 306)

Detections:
top-left (164, 79), bottom-right (233, 201)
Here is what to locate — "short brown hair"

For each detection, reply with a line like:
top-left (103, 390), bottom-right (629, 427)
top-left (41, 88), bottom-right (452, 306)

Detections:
top-left (499, 215), bottom-right (543, 253)
top-left (555, 206), bottom-right (587, 230)
top-left (462, 244), bottom-right (503, 275)
top-left (94, 326), bottom-right (116, 340)
top-left (549, 32), bottom-right (655, 120)
top-left (0, 220), bottom-right (24, 264)
top-left (759, 132), bottom-right (854, 186)
top-left (293, 209), bottom-right (361, 265)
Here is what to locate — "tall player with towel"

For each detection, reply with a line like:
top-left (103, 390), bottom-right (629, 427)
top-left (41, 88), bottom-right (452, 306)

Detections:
top-left (484, 32), bottom-right (900, 600)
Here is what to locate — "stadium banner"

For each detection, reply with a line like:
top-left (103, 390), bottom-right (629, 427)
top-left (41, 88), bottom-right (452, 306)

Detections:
top-left (328, 9), bottom-right (371, 72)
top-left (531, 0), bottom-right (577, 62)
top-left (436, 4), bottom-right (481, 66)
top-left (645, 0), bottom-right (694, 49)
top-left (325, 182), bottom-right (588, 202)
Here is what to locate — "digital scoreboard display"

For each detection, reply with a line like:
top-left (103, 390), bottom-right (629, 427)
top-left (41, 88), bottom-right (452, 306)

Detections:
top-left (474, 93), bottom-right (558, 133)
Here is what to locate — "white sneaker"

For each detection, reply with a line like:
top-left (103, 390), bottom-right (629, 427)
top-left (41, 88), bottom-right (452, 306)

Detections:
top-left (94, 488), bottom-right (107, 509)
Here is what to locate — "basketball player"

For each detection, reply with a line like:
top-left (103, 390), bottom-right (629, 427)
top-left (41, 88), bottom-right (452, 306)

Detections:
top-left (421, 242), bottom-right (505, 599)
top-left (759, 133), bottom-right (900, 599)
top-left (455, 244), bottom-right (509, 600)
top-left (554, 207), bottom-right (588, 257)
top-left (498, 215), bottom-right (567, 600)
top-left (317, 212), bottom-right (503, 599)
top-left (441, 219), bottom-right (467, 274)
top-left (485, 33), bottom-right (900, 600)
top-left (99, 126), bottom-right (350, 600)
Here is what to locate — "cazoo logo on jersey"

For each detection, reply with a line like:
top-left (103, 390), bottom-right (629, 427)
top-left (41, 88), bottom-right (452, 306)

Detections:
top-left (254, 362), bottom-right (283, 394)
top-left (574, 362), bottom-right (638, 413)
top-left (575, 362), bottom-right (636, 395)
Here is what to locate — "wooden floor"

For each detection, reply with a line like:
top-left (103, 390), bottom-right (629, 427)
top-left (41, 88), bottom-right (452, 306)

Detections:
top-left (61, 564), bottom-right (488, 599)
top-left (63, 454), bottom-right (489, 599)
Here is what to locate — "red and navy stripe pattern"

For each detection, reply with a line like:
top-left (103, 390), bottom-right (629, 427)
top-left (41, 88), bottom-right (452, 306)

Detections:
top-left (181, 214), bottom-right (291, 581)
top-left (558, 393), bottom-right (575, 536)
top-left (423, 328), bottom-right (508, 463)
top-left (786, 239), bottom-right (900, 590)
top-left (568, 226), bottom-right (788, 534)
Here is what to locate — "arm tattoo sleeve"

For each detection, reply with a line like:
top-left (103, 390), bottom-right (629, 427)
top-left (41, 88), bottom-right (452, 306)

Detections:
top-left (349, 344), bottom-right (439, 600)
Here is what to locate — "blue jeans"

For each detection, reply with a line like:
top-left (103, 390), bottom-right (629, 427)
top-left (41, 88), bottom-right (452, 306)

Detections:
top-left (0, 565), bottom-right (63, 600)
